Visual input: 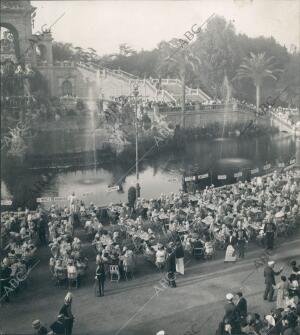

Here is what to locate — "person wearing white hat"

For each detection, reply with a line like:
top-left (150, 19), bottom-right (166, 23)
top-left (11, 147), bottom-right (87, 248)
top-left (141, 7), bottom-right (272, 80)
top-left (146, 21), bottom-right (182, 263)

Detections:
top-left (224, 293), bottom-right (235, 327)
top-left (224, 292), bottom-right (243, 334)
top-left (263, 261), bottom-right (283, 302)
top-left (32, 319), bottom-right (48, 335)
top-left (59, 292), bottom-right (74, 335)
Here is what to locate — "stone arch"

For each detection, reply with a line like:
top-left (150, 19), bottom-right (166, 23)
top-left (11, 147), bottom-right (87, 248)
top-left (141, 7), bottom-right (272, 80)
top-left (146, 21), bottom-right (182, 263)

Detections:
top-left (0, 23), bottom-right (21, 61)
top-left (62, 80), bottom-right (73, 96)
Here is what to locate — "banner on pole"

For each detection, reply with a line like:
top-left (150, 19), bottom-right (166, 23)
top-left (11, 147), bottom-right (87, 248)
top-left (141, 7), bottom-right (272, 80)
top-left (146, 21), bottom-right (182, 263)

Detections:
top-left (198, 173), bottom-right (209, 179)
top-left (1, 200), bottom-right (12, 206)
top-left (251, 168), bottom-right (259, 175)
top-left (217, 175), bottom-right (227, 180)
top-left (263, 164), bottom-right (271, 170)
top-left (184, 176), bottom-right (195, 182)
top-left (107, 186), bottom-right (120, 192)
top-left (290, 158), bottom-right (296, 164)
top-left (36, 197), bottom-right (52, 203)
top-left (234, 172), bottom-right (243, 178)
top-left (53, 196), bottom-right (67, 202)
top-left (278, 162), bottom-right (285, 168)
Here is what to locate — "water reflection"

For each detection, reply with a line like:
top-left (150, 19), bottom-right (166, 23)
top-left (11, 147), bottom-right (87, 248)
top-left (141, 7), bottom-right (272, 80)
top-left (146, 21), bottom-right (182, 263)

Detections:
top-left (1, 133), bottom-right (296, 209)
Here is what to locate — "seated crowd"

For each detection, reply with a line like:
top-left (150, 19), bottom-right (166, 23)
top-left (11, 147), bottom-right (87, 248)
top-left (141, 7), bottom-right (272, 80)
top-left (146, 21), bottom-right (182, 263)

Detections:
top-left (0, 208), bottom-right (45, 302)
top-left (48, 206), bottom-right (88, 288)
top-left (272, 107), bottom-right (299, 127)
top-left (79, 169), bottom-right (299, 286)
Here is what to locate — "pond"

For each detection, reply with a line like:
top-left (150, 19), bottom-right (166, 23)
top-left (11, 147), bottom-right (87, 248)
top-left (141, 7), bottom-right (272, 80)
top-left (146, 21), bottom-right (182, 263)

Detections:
top-left (1, 132), bottom-right (296, 209)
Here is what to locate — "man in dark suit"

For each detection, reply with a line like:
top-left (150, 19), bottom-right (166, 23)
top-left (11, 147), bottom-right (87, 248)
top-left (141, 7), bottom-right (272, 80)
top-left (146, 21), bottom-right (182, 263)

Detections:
top-left (236, 228), bottom-right (248, 259)
top-left (264, 220), bottom-right (276, 250)
top-left (263, 261), bottom-right (283, 301)
top-left (166, 244), bottom-right (176, 288)
top-left (224, 293), bottom-right (241, 334)
top-left (235, 292), bottom-right (247, 320)
top-left (95, 260), bottom-right (106, 296)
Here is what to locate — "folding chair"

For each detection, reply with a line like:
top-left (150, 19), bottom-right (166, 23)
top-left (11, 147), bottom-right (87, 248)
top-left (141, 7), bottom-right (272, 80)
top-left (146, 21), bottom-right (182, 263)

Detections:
top-left (55, 269), bottom-right (67, 288)
top-left (193, 247), bottom-right (204, 260)
top-left (68, 271), bottom-right (78, 289)
top-left (109, 265), bottom-right (120, 282)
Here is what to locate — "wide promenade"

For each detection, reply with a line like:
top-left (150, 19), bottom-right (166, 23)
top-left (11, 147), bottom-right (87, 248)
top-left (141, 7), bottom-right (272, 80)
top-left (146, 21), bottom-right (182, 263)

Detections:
top-left (1, 228), bottom-right (300, 335)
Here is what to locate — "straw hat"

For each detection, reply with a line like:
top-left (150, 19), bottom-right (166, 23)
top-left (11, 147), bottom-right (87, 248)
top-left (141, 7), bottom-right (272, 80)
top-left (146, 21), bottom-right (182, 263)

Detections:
top-left (64, 292), bottom-right (73, 304)
top-left (32, 320), bottom-right (41, 328)
top-left (226, 293), bottom-right (234, 301)
top-left (156, 331), bottom-right (165, 335)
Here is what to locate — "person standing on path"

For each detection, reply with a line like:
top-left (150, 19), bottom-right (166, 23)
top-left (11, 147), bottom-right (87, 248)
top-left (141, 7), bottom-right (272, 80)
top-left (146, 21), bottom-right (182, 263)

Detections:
top-left (236, 227), bottom-right (248, 259)
top-left (263, 261), bottom-right (283, 302)
top-left (175, 239), bottom-right (185, 275)
top-left (264, 219), bottom-right (276, 250)
top-left (166, 243), bottom-right (177, 288)
top-left (59, 292), bottom-right (74, 335)
top-left (95, 259), bottom-right (106, 297)
top-left (276, 275), bottom-right (289, 309)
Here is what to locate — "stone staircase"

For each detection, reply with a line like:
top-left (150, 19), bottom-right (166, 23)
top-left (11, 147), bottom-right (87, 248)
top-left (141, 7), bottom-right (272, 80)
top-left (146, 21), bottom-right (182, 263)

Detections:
top-left (76, 62), bottom-right (211, 104)
top-left (76, 63), bottom-right (176, 102)
top-left (151, 78), bottom-right (211, 103)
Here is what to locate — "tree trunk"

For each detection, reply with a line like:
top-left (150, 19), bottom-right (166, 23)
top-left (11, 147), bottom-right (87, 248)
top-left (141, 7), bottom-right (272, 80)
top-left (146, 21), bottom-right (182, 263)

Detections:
top-left (181, 71), bottom-right (186, 128)
top-left (255, 84), bottom-right (260, 117)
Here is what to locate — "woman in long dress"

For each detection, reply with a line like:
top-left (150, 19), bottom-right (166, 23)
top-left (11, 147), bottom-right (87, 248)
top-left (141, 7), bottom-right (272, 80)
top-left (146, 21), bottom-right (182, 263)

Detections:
top-left (276, 275), bottom-right (289, 309)
top-left (224, 243), bottom-right (237, 263)
top-left (175, 241), bottom-right (185, 275)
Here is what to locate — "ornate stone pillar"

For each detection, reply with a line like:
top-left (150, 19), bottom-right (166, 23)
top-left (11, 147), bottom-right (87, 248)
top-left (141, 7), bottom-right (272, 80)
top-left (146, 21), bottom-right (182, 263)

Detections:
top-left (296, 137), bottom-right (300, 168)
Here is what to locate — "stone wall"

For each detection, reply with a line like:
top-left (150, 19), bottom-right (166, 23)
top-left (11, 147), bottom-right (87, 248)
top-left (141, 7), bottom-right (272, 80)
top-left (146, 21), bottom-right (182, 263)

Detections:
top-left (163, 109), bottom-right (257, 128)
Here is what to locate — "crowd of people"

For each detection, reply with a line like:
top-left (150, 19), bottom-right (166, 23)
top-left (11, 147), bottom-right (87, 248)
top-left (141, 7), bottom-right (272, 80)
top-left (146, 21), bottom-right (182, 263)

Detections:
top-left (1, 209), bottom-right (43, 302)
top-left (1, 167), bottom-right (299, 334)
top-left (48, 206), bottom-right (88, 289)
top-left (93, 168), bottom-right (299, 267)
top-left (271, 107), bottom-right (299, 128)
top-left (217, 259), bottom-right (300, 334)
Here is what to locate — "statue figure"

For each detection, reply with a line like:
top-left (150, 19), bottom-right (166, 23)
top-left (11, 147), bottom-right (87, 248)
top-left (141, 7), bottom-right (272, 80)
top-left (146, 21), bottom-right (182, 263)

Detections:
top-left (25, 64), bottom-right (34, 75)
top-left (15, 64), bottom-right (24, 75)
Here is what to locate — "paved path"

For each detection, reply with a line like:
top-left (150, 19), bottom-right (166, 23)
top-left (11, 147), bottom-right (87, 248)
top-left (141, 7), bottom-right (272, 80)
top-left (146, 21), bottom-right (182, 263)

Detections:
top-left (1, 230), bottom-right (300, 335)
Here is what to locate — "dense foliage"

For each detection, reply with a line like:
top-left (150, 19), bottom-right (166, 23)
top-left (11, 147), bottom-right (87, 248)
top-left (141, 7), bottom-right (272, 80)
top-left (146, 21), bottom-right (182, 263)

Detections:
top-left (52, 15), bottom-right (299, 107)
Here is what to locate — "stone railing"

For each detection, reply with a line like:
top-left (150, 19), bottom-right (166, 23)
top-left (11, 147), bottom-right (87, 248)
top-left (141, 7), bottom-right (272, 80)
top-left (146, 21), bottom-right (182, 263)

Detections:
top-left (156, 103), bottom-right (254, 114)
top-left (270, 111), bottom-right (296, 130)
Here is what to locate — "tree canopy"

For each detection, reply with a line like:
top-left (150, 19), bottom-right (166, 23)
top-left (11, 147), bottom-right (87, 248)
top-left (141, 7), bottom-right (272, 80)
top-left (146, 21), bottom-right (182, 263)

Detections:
top-left (52, 15), bottom-right (298, 106)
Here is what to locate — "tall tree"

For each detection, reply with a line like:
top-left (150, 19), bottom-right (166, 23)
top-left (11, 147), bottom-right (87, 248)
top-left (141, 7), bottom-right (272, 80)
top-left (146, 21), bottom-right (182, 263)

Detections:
top-left (157, 39), bottom-right (201, 127)
top-left (236, 52), bottom-right (282, 115)
top-left (192, 16), bottom-right (238, 98)
top-left (276, 53), bottom-right (300, 111)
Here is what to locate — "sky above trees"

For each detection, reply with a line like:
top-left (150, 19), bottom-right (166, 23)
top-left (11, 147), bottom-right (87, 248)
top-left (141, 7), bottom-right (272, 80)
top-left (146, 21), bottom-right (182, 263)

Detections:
top-left (32, 0), bottom-right (300, 56)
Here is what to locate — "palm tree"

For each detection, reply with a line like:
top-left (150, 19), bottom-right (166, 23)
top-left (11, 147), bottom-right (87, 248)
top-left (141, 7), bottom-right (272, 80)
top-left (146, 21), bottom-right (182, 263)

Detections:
top-left (158, 39), bottom-right (201, 128)
top-left (236, 52), bottom-right (282, 115)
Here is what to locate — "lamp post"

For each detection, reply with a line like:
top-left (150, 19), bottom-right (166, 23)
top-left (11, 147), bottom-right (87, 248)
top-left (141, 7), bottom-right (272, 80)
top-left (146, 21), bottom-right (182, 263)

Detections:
top-left (133, 84), bottom-right (141, 197)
